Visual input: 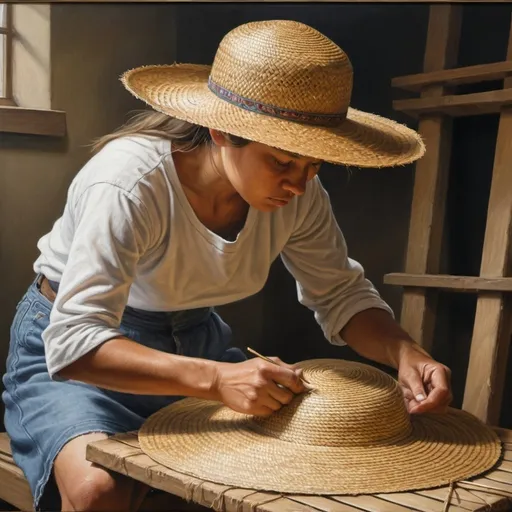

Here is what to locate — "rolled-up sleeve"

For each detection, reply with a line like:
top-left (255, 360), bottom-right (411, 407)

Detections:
top-left (43, 182), bottom-right (154, 378)
top-left (280, 177), bottom-right (394, 346)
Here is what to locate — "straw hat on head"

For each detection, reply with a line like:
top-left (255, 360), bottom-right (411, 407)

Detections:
top-left (139, 359), bottom-right (502, 495)
top-left (121, 20), bottom-right (425, 168)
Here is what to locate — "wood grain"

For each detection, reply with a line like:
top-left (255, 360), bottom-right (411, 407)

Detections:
top-left (0, 105), bottom-right (66, 136)
top-left (393, 60), bottom-right (512, 92)
top-left (396, 5), bottom-right (461, 352)
top-left (384, 273), bottom-right (512, 292)
top-left (462, 17), bottom-right (512, 425)
top-left (394, 88), bottom-right (512, 117)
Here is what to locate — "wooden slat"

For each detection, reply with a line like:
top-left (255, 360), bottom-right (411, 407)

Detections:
top-left (384, 273), bottom-right (512, 292)
top-left (464, 476), bottom-right (512, 495)
top-left (484, 469), bottom-right (512, 485)
top-left (250, 496), bottom-right (318, 512)
top-left (376, 491), bottom-right (468, 511)
top-left (110, 431), bottom-right (140, 448)
top-left (397, 4), bottom-right (462, 353)
top-left (0, 432), bottom-right (12, 456)
top-left (89, 433), bottom-right (512, 512)
top-left (417, 487), bottom-right (489, 509)
top-left (494, 427), bottom-right (512, 443)
top-left (87, 438), bottom-right (293, 512)
top-left (392, 60), bottom-right (512, 92)
top-left (289, 496), bottom-right (362, 511)
top-left (394, 88), bottom-right (512, 117)
top-left (0, 106), bottom-right (66, 136)
top-left (0, 455), bottom-right (33, 511)
top-left (462, 17), bottom-right (512, 426)
top-left (332, 495), bottom-right (413, 511)
top-left (497, 460), bottom-right (512, 473)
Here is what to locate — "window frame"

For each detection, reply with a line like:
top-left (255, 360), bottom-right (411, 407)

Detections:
top-left (0, 3), bottom-right (14, 106)
top-left (0, 4), bottom-right (66, 137)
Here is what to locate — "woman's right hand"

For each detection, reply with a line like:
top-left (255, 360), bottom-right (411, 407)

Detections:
top-left (211, 357), bottom-right (308, 416)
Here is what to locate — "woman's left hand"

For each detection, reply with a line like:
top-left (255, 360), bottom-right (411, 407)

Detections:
top-left (398, 347), bottom-right (453, 415)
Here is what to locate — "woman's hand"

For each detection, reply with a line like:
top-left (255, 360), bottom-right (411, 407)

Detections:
top-left (398, 346), bottom-right (453, 414)
top-left (211, 357), bottom-right (307, 416)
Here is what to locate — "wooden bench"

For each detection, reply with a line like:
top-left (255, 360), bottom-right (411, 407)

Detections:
top-left (86, 428), bottom-right (512, 512)
top-left (2, 429), bottom-right (512, 511)
top-left (0, 432), bottom-right (207, 511)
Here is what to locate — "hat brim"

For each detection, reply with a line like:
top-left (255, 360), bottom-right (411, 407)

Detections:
top-left (139, 398), bottom-right (501, 495)
top-left (122, 64), bottom-right (425, 168)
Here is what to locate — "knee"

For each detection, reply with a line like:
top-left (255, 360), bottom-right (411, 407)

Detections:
top-left (63, 470), bottom-right (132, 512)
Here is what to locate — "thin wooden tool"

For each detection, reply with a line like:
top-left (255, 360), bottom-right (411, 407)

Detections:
top-left (247, 347), bottom-right (313, 386)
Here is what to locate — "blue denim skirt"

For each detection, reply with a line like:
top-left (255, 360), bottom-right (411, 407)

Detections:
top-left (2, 275), bottom-right (246, 511)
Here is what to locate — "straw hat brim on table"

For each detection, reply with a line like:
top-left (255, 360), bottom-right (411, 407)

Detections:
top-left (121, 64), bottom-right (425, 169)
top-left (138, 360), bottom-right (502, 495)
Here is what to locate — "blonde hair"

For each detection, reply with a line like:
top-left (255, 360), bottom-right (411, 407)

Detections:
top-left (91, 109), bottom-right (249, 153)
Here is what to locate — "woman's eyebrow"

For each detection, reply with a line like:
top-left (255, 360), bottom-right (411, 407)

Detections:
top-left (274, 148), bottom-right (322, 164)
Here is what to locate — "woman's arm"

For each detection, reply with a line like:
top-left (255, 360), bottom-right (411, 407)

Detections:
top-left (56, 336), bottom-right (219, 397)
top-left (280, 176), bottom-right (395, 346)
top-left (340, 308), bottom-right (452, 414)
top-left (281, 177), bottom-right (452, 414)
top-left (339, 307), bottom-right (428, 369)
top-left (57, 335), bottom-right (307, 416)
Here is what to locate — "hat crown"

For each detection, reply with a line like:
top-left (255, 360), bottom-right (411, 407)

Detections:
top-left (209, 20), bottom-right (353, 116)
top-left (251, 360), bottom-right (412, 447)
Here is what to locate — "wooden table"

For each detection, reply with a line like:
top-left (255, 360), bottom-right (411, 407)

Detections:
top-left (87, 427), bottom-right (512, 512)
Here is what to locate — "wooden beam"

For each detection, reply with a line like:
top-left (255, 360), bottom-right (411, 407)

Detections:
top-left (462, 16), bottom-right (512, 425)
top-left (384, 273), bottom-right (512, 292)
top-left (0, 434), bottom-right (34, 512)
top-left (398, 5), bottom-right (462, 352)
top-left (392, 60), bottom-right (512, 92)
top-left (394, 88), bottom-right (512, 117)
top-left (4, 3), bottom-right (13, 102)
top-left (0, 106), bottom-right (66, 136)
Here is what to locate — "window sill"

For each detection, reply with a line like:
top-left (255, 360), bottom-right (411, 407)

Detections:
top-left (0, 105), bottom-right (66, 137)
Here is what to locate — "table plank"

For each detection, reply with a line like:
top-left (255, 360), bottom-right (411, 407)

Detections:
top-left (376, 490), bottom-right (468, 512)
top-left (494, 427), bottom-right (512, 443)
top-left (418, 487), bottom-right (496, 508)
top-left (245, 495), bottom-right (316, 512)
top-left (497, 460), bottom-right (512, 473)
top-left (332, 495), bottom-right (413, 511)
top-left (288, 495), bottom-right (362, 512)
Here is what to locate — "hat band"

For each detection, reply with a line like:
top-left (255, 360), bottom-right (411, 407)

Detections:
top-left (208, 77), bottom-right (346, 127)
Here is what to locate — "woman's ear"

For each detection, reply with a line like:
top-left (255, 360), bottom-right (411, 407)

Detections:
top-left (209, 129), bottom-right (230, 147)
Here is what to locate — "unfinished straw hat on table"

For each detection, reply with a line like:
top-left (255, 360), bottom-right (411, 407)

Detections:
top-left (138, 359), bottom-right (502, 495)
top-left (121, 20), bottom-right (425, 168)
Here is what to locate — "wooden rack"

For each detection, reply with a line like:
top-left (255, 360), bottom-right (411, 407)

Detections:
top-left (385, 4), bottom-right (512, 426)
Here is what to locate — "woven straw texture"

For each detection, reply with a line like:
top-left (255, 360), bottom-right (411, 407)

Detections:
top-left (121, 20), bottom-right (425, 168)
top-left (139, 359), bottom-right (502, 495)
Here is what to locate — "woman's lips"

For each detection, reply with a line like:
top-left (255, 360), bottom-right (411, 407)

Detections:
top-left (269, 197), bottom-right (290, 206)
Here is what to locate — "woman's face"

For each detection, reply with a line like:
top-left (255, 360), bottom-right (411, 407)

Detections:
top-left (212, 130), bottom-right (323, 212)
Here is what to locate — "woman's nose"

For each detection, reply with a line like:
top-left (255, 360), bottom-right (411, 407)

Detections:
top-left (282, 167), bottom-right (308, 196)
top-left (282, 175), bottom-right (307, 196)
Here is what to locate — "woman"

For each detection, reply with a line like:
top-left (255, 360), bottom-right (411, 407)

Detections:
top-left (3, 19), bottom-right (452, 512)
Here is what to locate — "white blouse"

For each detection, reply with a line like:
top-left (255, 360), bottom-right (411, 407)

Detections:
top-left (34, 135), bottom-right (393, 378)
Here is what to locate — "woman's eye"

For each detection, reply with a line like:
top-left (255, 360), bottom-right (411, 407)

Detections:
top-left (274, 158), bottom-right (291, 169)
